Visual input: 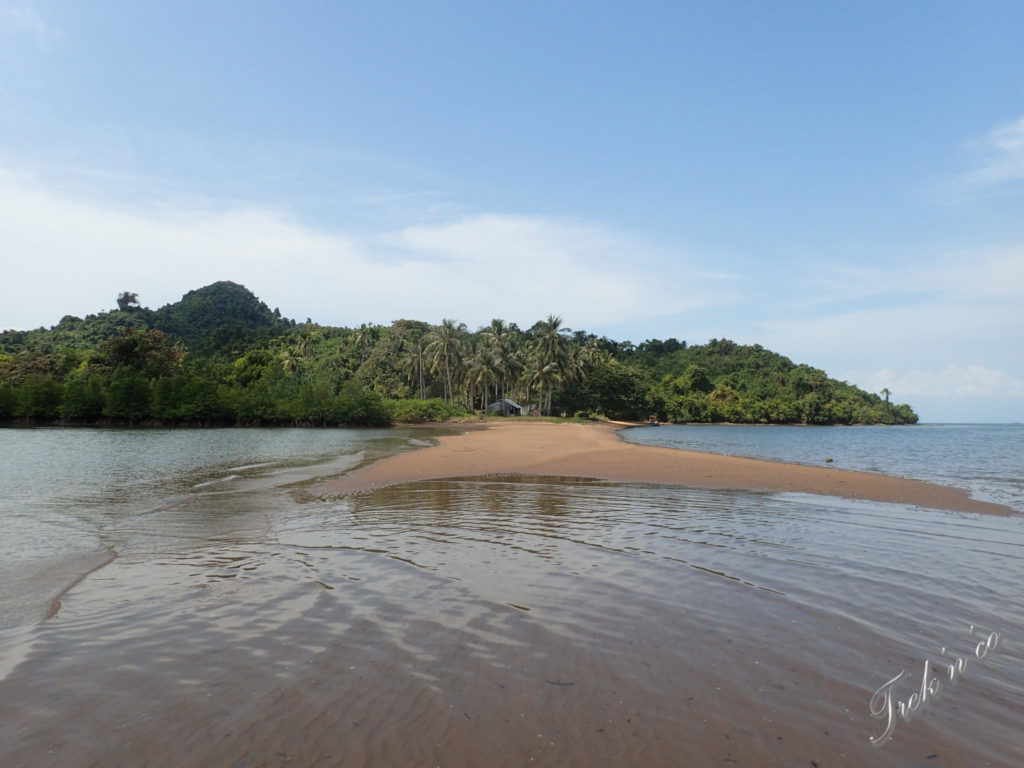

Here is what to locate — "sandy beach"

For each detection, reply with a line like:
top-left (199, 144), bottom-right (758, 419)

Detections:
top-left (322, 419), bottom-right (1012, 515)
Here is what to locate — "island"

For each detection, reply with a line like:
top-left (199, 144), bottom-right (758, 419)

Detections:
top-left (1, 281), bottom-right (918, 427)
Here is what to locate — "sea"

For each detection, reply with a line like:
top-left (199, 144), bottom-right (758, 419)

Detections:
top-left (0, 423), bottom-right (1022, 767)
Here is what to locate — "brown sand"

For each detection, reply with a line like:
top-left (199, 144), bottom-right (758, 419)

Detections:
top-left (323, 420), bottom-right (1012, 515)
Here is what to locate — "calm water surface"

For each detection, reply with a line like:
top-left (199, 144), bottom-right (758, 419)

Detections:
top-left (1, 426), bottom-right (1022, 767)
top-left (623, 423), bottom-right (1024, 511)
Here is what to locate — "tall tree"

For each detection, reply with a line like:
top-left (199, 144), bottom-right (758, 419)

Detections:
top-left (352, 324), bottom-right (373, 364)
top-left (481, 318), bottom-right (521, 401)
top-left (465, 344), bottom-right (501, 410)
top-left (399, 331), bottom-right (428, 399)
top-left (425, 319), bottom-right (466, 404)
top-left (116, 291), bottom-right (140, 311)
top-left (532, 314), bottom-right (571, 415)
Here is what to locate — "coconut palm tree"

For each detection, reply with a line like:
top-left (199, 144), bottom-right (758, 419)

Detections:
top-left (531, 315), bottom-right (571, 415)
top-left (520, 353), bottom-right (562, 416)
top-left (425, 319), bottom-right (466, 403)
top-left (481, 318), bottom-right (524, 402)
top-left (352, 324), bottom-right (374, 364)
top-left (298, 322), bottom-right (318, 359)
top-left (535, 315), bottom-right (570, 368)
top-left (465, 344), bottom-right (502, 411)
top-left (482, 318), bottom-right (509, 347)
top-left (281, 348), bottom-right (301, 375)
top-left (399, 332), bottom-right (428, 399)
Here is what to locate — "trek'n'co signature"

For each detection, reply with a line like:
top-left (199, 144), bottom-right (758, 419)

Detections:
top-left (869, 625), bottom-right (1002, 747)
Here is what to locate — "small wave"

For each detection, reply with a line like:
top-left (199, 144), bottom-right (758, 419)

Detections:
top-left (192, 475), bottom-right (240, 489)
top-left (226, 462), bottom-right (277, 472)
top-left (0, 548), bottom-right (118, 683)
top-left (46, 548), bottom-right (118, 620)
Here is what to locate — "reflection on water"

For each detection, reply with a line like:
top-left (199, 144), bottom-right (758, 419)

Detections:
top-left (0, 426), bottom-right (447, 630)
top-left (2, 470), bottom-right (1022, 767)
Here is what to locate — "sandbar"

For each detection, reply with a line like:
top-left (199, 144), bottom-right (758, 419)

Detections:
top-left (322, 420), bottom-right (1012, 515)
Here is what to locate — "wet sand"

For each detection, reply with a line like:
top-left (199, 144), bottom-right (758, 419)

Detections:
top-left (2, 475), bottom-right (1021, 768)
top-left (322, 420), bottom-right (1012, 515)
top-left (3, 425), bottom-right (1021, 768)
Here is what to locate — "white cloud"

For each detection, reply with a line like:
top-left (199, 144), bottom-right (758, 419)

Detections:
top-left (752, 241), bottom-right (1024, 364)
top-left (0, 166), bottom-right (728, 333)
top-left (911, 245), bottom-right (1024, 301)
top-left (787, 245), bottom-right (1024, 311)
top-left (755, 300), bottom-right (1020, 364)
top-left (958, 115), bottom-right (1024, 189)
top-left (850, 366), bottom-right (1024, 400)
top-left (746, 242), bottom-right (1024, 421)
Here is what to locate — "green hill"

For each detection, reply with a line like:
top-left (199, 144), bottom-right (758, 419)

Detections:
top-left (0, 284), bottom-right (917, 426)
top-left (0, 281), bottom-right (289, 354)
top-left (152, 281), bottom-right (287, 348)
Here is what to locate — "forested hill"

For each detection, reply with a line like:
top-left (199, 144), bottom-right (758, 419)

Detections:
top-left (0, 283), bottom-right (917, 426)
top-left (0, 281), bottom-right (291, 353)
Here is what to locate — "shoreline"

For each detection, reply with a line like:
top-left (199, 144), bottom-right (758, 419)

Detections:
top-left (320, 419), bottom-right (1013, 515)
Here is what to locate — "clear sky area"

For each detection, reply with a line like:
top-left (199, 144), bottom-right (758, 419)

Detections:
top-left (1, 2), bottom-right (1022, 422)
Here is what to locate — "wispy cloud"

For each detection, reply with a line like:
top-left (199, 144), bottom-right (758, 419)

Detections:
top-left (907, 245), bottom-right (1024, 300)
top-left (957, 115), bottom-right (1024, 190)
top-left (0, 6), bottom-right (61, 45)
top-left (0, 166), bottom-right (730, 333)
top-left (851, 366), bottom-right (1024, 400)
top-left (754, 244), bottom-right (1024, 355)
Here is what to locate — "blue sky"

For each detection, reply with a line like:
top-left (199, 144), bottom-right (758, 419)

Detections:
top-left (1, 1), bottom-right (1022, 422)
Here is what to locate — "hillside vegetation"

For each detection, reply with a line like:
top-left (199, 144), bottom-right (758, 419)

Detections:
top-left (0, 282), bottom-right (917, 426)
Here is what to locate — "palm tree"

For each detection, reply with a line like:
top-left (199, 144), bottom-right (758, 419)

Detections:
top-left (399, 332), bottom-right (428, 399)
top-left (521, 353), bottom-right (561, 416)
top-left (281, 348), bottom-right (301, 375)
top-left (535, 315), bottom-right (570, 367)
top-left (481, 318), bottom-right (524, 402)
top-left (425, 319), bottom-right (466, 403)
top-left (298, 322), bottom-right (318, 359)
top-left (482, 318), bottom-right (509, 347)
top-left (352, 324), bottom-right (373, 364)
top-left (532, 315), bottom-right (571, 415)
top-left (500, 345), bottom-right (525, 403)
top-left (465, 344), bottom-right (502, 410)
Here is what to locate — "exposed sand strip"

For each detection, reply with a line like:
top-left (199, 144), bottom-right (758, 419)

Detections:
top-left (321, 420), bottom-right (1012, 515)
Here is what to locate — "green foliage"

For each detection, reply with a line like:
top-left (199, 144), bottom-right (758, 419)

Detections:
top-left (152, 281), bottom-right (287, 348)
top-left (16, 375), bottom-right (63, 419)
top-left (0, 284), bottom-right (919, 427)
top-left (152, 375), bottom-right (226, 422)
top-left (635, 340), bottom-right (918, 425)
top-left (61, 374), bottom-right (105, 420)
top-left (383, 397), bottom-right (470, 423)
top-left (96, 329), bottom-right (184, 378)
top-left (116, 291), bottom-right (140, 311)
top-left (561, 357), bottom-right (650, 420)
top-left (0, 382), bottom-right (14, 419)
top-left (103, 367), bottom-right (151, 422)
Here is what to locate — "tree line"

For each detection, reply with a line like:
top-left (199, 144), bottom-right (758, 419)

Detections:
top-left (0, 283), bottom-right (918, 426)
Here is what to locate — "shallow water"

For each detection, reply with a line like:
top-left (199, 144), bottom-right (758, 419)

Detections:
top-left (1, 428), bottom-right (1022, 767)
top-left (0, 427), bottom-right (444, 628)
top-left (622, 423), bottom-right (1024, 511)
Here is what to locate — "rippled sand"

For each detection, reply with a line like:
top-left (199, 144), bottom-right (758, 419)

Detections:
top-left (2, 474), bottom-right (1023, 767)
top-left (1, 424), bottom-right (1021, 767)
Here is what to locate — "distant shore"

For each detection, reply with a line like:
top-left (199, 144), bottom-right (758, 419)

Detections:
top-left (319, 419), bottom-right (1012, 515)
